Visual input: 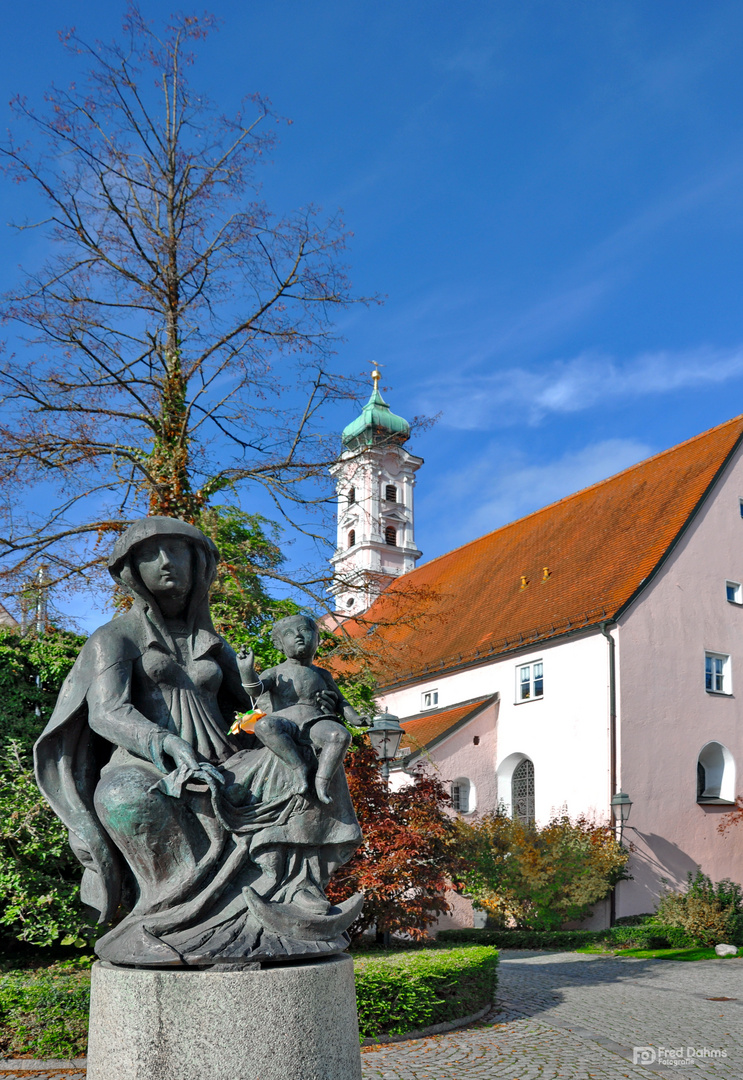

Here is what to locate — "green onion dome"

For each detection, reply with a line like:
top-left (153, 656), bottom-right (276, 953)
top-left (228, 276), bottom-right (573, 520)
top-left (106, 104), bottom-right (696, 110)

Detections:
top-left (341, 369), bottom-right (410, 449)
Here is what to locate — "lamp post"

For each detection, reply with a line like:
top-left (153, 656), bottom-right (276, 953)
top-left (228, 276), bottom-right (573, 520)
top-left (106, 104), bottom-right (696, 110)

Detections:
top-left (609, 791), bottom-right (633, 926)
top-left (610, 791), bottom-right (633, 845)
top-left (367, 710), bottom-right (404, 946)
top-left (367, 710), bottom-right (404, 783)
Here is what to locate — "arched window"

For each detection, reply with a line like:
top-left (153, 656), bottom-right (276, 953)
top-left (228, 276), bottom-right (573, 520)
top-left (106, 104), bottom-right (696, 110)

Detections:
top-left (385, 525), bottom-right (397, 546)
top-left (347, 487), bottom-right (356, 505)
top-left (512, 758), bottom-right (535, 824)
top-left (697, 742), bottom-right (735, 803)
top-left (348, 529), bottom-right (356, 548)
top-left (385, 484), bottom-right (397, 502)
top-left (451, 778), bottom-right (475, 814)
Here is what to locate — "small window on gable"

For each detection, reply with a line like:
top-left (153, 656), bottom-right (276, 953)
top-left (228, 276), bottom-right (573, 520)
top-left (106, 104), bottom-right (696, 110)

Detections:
top-left (451, 778), bottom-right (474, 814)
top-left (385, 484), bottom-right (397, 502)
top-left (347, 529), bottom-right (356, 549)
top-left (727, 581), bottom-right (742, 604)
top-left (347, 487), bottom-right (356, 505)
top-left (697, 741), bottom-right (735, 803)
top-left (385, 525), bottom-right (397, 546)
top-left (705, 651), bottom-right (731, 694)
top-left (517, 660), bottom-right (543, 702)
top-left (422, 688), bottom-right (439, 709)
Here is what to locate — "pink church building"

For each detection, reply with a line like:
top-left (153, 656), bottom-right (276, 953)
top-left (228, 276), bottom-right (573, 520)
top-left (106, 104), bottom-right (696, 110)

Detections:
top-left (331, 385), bottom-right (743, 926)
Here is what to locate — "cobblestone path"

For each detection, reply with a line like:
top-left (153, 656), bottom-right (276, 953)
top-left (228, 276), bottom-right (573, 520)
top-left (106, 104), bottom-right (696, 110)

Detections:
top-left (361, 949), bottom-right (743, 1078)
top-left (1, 950), bottom-right (741, 1078)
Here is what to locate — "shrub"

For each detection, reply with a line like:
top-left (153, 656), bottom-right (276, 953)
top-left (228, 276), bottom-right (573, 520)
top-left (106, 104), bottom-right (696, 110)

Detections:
top-left (655, 872), bottom-right (743, 947)
top-left (0, 946), bottom-right (497, 1055)
top-left (438, 928), bottom-right (602, 949)
top-left (453, 808), bottom-right (630, 930)
top-left (598, 924), bottom-right (691, 950)
top-left (0, 742), bottom-right (94, 948)
top-left (353, 945), bottom-right (497, 1042)
top-left (328, 744), bottom-right (458, 941)
top-left (437, 923), bottom-right (696, 951)
top-left (613, 913), bottom-right (655, 926)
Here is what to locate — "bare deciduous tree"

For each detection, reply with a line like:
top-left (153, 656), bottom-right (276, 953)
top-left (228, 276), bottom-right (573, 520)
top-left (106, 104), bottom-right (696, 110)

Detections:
top-left (0, 6), bottom-right (367, 605)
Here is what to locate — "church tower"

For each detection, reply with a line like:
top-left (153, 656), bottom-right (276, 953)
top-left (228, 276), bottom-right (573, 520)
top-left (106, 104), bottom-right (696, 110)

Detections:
top-left (329, 369), bottom-right (423, 616)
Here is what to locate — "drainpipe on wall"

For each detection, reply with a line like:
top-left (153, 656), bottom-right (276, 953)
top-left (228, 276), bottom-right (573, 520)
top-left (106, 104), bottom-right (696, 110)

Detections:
top-left (599, 620), bottom-right (618, 925)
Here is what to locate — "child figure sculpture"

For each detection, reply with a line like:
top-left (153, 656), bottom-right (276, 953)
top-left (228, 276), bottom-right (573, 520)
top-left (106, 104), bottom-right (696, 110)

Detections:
top-left (237, 615), bottom-right (357, 805)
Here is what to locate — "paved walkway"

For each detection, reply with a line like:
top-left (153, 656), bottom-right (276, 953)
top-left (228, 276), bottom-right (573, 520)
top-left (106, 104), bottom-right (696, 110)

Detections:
top-left (361, 949), bottom-right (743, 1079)
top-left (1, 950), bottom-right (741, 1078)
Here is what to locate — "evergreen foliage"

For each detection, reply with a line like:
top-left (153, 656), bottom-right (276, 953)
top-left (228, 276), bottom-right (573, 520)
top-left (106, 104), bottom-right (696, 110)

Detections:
top-left (0, 629), bottom-right (90, 948)
top-left (354, 945), bottom-right (498, 1043)
top-left (0, 944), bottom-right (497, 1057)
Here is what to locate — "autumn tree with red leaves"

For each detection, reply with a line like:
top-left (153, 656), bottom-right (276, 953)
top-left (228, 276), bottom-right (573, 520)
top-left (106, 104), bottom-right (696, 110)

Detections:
top-left (0, 6), bottom-right (365, 606)
top-left (327, 740), bottom-right (459, 942)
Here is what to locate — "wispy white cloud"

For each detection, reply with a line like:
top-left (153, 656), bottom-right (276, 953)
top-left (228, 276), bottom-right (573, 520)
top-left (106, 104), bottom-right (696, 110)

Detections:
top-left (419, 437), bottom-right (653, 555)
top-left (419, 344), bottom-right (743, 430)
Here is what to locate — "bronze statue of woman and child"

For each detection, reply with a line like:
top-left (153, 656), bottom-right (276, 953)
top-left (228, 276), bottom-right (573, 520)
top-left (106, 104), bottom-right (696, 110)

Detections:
top-left (33, 518), bottom-right (364, 968)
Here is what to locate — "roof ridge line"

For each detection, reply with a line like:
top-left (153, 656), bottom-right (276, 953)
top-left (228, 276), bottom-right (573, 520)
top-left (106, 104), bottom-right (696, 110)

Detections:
top-left (400, 694), bottom-right (493, 724)
top-left (408, 412), bottom-right (743, 575)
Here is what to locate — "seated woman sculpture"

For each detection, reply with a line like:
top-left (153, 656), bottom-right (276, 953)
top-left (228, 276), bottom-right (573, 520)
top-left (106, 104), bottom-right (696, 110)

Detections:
top-left (34, 517), bottom-right (362, 968)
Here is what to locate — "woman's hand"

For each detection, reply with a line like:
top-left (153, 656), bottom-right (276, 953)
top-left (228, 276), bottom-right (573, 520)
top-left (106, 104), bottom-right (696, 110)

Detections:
top-left (162, 734), bottom-right (223, 785)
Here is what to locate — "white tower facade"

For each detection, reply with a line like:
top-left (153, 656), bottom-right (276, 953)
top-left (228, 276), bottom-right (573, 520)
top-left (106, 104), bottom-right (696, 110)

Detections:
top-left (329, 370), bottom-right (423, 617)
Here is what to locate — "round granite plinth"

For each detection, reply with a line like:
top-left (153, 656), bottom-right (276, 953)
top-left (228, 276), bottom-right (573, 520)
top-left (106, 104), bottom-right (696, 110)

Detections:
top-left (86, 955), bottom-right (362, 1080)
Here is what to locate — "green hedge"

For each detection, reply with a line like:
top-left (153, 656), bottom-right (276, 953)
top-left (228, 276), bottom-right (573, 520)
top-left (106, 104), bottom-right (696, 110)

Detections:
top-left (353, 945), bottom-right (498, 1043)
top-left (438, 928), bottom-right (602, 949)
top-left (0, 946), bottom-right (498, 1057)
top-left (601, 924), bottom-right (692, 950)
top-left (438, 925), bottom-right (694, 951)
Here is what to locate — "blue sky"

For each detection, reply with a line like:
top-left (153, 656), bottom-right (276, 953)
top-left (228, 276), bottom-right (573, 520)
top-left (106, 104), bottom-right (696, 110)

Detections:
top-left (3, 2), bottom-right (743, 626)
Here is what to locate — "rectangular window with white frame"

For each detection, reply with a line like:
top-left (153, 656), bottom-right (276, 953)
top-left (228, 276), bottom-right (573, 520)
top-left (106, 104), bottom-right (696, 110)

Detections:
top-left (705, 651), bottom-right (731, 695)
top-left (516, 660), bottom-right (543, 702)
top-left (726, 580), bottom-right (742, 604)
top-left (421, 688), bottom-right (439, 709)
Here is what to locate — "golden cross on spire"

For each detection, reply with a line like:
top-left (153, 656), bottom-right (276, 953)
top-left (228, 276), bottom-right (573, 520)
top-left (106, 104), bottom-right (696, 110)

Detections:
top-left (367, 360), bottom-right (384, 392)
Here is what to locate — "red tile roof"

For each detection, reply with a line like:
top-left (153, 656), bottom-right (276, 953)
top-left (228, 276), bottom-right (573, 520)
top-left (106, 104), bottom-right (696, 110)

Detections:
top-left (399, 697), bottom-right (494, 754)
top-left (345, 414), bottom-right (743, 688)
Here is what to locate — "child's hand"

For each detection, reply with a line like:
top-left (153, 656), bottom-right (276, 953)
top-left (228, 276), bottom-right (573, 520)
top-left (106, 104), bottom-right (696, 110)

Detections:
top-left (315, 688), bottom-right (341, 716)
top-left (237, 646), bottom-right (258, 686)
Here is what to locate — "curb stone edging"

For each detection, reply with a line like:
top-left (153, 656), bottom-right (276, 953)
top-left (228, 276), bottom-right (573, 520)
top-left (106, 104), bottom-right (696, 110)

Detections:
top-left (0, 1061), bottom-right (86, 1071)
top-left (361, 1003), bottom-right (492, 1046)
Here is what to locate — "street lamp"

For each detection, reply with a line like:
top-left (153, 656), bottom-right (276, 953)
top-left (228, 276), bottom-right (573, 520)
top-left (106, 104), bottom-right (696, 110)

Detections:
top-left (367, 710), bottom-right (404, 782)
top-left (610, 791), bottom-right (633, 844)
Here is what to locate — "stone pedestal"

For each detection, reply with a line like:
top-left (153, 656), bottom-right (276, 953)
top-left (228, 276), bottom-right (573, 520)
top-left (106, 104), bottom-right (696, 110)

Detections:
top-left (86, 955), bottom-right (362, 1080)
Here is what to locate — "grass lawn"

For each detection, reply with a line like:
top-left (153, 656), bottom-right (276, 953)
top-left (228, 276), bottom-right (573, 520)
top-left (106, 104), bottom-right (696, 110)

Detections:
top-left (0, 955), bottom-right (93, 1059)
top-left (576, 944), bottom-right (739, 961)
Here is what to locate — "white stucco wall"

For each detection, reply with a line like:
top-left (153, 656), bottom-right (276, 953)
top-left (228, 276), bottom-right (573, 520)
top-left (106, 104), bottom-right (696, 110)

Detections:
top-left (381, 629), bottom-right (612, 826)
top-left (391, 699), bottom-right (499, 815)
top-left (617, 442), bottom-right (743, 916)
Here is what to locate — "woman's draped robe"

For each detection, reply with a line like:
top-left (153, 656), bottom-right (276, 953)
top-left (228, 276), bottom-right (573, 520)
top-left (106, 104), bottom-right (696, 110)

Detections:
top-left (34, 603), bottom-right (361, 967)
